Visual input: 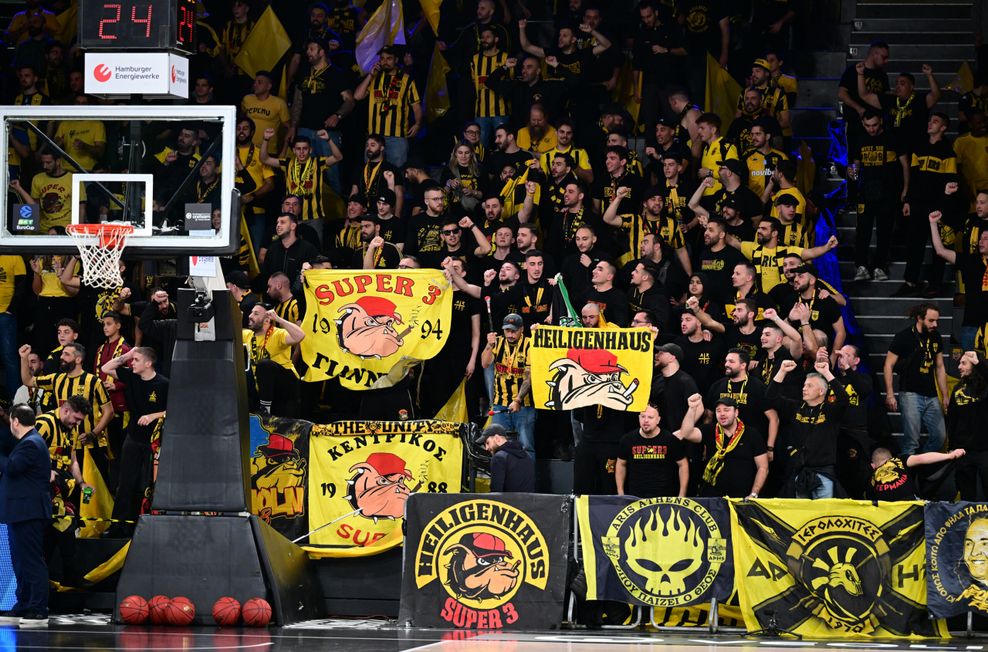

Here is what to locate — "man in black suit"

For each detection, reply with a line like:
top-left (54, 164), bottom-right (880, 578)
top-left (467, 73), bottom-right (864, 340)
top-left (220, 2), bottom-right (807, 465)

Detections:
top-left (0, 404), bottom-right (52, 628)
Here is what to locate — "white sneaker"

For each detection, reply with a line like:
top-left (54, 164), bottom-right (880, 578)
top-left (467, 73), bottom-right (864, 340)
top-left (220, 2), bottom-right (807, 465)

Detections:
top-left (853, 266), bottom-right (870, 281)
top-left (17, 615), bottom-right (47, 629)
top-left (872, 268), bottom-right (888, 281)
top-left (0, 611), bottom-right (20, 625)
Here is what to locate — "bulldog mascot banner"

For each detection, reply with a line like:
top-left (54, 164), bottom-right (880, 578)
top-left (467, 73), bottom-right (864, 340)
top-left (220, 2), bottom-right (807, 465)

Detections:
top-left (300, 269), bottom-right (453, 389)
top-left (248, 416), bottom-right (466, 556)
top-left (400, 494), bottom-right (570, 629)
top-left (529, 326), bottom-right (653, 412)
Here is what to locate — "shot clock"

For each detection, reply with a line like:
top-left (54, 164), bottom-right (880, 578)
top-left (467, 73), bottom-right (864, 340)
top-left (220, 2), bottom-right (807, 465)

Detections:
top-left (79, 0), bottom-right (196, 51)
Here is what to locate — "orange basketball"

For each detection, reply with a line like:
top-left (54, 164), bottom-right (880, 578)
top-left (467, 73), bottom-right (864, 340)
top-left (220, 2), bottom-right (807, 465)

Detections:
top-left (149, 595), bottom-right (172, 625)
top-left (212, 597), bottom-right (241, 626)
top-left (118, 595), bottom-right (149, 625)
top-left (167, 596), bottom-right (196, 626)
top-left (241, 597), bottom-right (272, 627)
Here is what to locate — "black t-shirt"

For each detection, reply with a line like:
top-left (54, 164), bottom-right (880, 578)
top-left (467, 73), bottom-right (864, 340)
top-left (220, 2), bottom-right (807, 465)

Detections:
top-left (888, 326), bottom-right (943, 396)
top-left (879, 92), bottom-right (928, 155)
top-left (955, 250), bottom-right (988, 327)
top-left (439, 291), bottom-right (482, 362)
top-left (618, 428), bottom-right (685, 498)
top-left (838, 368), bottom-right (873, 431)
top-left (674, 335), bottom-right (726, 396)
top-left (632, 22), bottom-right (686, 86)
top-left (117, 366), bottom-right (169, 444)
top-left (725, 325), bottom-right (761, 362)
top-left (698, 422), bottom-right (766, 497)
top-left (870, 456), bottom-right (918, 501)
top-left (839, 64), bottom-right (889, 108)
top-left (586, 286), bottom-right (631, 327)
top-left (695, 246), bottom-right (747, 304)
top-left (703, 185), bottom-right (764, 223)
top-left (852, 129), bottom-right (903, 202)
top-left (405, 213), bottom-right (445, 259)
top-left (678, 0), bottom-right (727, 54)
top-left (784, 291), bottom-right (842, 339)
top-left (908, 137), bottom-right (958, 201)
top-left (706, 375), bottom-right (772, 440)
top-left (650, 369), bottom-right (699, 431)
top-left (297, 63), bottom-right (354, 129)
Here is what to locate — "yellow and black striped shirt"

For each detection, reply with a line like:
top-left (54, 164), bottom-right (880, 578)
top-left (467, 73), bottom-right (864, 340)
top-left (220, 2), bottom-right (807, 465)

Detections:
top-left (34, 371), bottom-right (111, 449)
top-left (35, 411), bottom-right (73, 474)
top-left (279, 156), bottom-right (331, 222)
top-left (491, 335), bottom-right (532, 407)
top-left (740, 242), bottom-right (804, 293)
top-left (367, 71), bottom-right (421, 138)
top-left (221, 19), bottom-right (254, 62)
top-left (540, 146), bottom-right (592, 174)
top-left (472, 51), bottom-right (509, 118)
top-left (620, 212), bottom-right (685, 261)
top-left (275, 298), bottom-right (300, 324)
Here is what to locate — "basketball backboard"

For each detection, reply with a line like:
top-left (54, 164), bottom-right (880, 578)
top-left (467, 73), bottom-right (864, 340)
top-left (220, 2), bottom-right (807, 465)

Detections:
top-left (0, 104), bottom-right (238, 256)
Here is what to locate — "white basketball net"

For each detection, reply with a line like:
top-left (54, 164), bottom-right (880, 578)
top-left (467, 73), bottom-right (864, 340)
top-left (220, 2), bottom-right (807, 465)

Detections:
top-left (65, 224), bottom-right (133, 289)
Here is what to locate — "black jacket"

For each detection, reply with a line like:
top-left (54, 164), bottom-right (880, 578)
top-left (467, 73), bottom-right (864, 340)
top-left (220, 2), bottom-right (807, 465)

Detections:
top-left (490, 439), bottom-right (535, 492)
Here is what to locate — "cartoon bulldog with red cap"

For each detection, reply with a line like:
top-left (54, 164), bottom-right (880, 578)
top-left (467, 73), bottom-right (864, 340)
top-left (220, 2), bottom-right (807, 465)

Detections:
top-left (346, 452), bottom-right (415, 521)
top-left (444, 532), bottom-right (521, 601)
top-left (545, 348), bottom-right (639, 410)
top-left (251, 433), bottom-right (307, 491)
top-left (336, 296), bottom-right (408, 359)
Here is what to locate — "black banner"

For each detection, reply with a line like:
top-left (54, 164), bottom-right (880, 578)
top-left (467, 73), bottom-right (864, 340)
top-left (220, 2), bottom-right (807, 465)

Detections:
top-left (399, 494), bottom-right (570, 629)
top-left (926, 501), bottom-right (988, 618)
top-left (577, 496), bottom-right (733, 607)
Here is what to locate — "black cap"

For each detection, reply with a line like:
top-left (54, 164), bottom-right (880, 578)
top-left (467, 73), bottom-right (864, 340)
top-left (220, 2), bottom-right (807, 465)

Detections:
top-left (378, 188), bottom-right (397, 206)
top-left (792, 262), bottom-right (818, 277)
top-left (655, 117), bottom-right (678, 129)
top-left (655, 342), bottom-right (684, 362)
top-left (722, 197), bottom-right (740, 212)
top-left (475, 423), bottom-right (517, 445)
top-left (774, 193), bottom-right (800, 207)
top-left (348, 192), bottom-right (368, 208)
top-left (644, 185), bottom-right (667, 200)
top-left (226, 270), bottom-right (250, 290)
top-left (717, 159), bottom-right (745, 178)
top-left (378, 45), bottom-right (401, 56)
top-left (502, 313), bottom-right (524, 331)
top-left (714, 396), bottom-right (738, 408)
top-left (359, 213), bottom-right (381, 225)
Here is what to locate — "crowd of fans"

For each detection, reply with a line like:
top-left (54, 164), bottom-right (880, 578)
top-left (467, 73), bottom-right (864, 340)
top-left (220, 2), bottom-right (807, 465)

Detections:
top-left (0, 0), bottom-right (986, 568)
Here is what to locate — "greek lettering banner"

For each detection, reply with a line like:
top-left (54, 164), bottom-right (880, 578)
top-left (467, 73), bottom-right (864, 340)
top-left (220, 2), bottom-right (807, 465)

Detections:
top-left (529, 326), bottom-right (653, 412)
top-left (248, 416), bottom-right (466, 557)
top-left (576, 495), bottom-right (733, 607)
top-left (731, 499), bottom-right (945, 638)
top-left (300, 269), bottom-right (453, 389)
top-left (925, 501), bottom-right (988, 618)
top-left (399, 493), bottom-right (570, 629)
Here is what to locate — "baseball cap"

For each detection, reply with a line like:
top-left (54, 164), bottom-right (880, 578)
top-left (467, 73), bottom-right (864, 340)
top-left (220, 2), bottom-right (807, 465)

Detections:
top-left (655, 117), bottom-right (678, 129)
top-left (774, 193), bottom-right (800, 207)
top-left (717, 159), bottom-right (745, 178)
top-left (502, 313), bottom-right (524, 331)
top-left (643, 185), bottom-right (667, 200)
top-left (752, 58), bottom-right (771, 71)
top-left (378, 188), bottom-right (396, 206)
top-left (714, 396), bottom-right (738, 408)
top-left (792, 263), bottom-right (819, 278)
top-left (226, 270), bottom-right (250, 290)
top-left (359, 213), bottom-right (381, 225)
top-left (461, 532), bottom-right (513, 559)
top-left (655, 343), bottom-right (684, 362)
top-left (475, 423), bottom-right (518, 445)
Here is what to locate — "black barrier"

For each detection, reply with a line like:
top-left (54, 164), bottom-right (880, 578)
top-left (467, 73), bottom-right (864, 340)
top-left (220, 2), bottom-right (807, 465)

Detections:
top-left (399, 493), bottom-right (571, 630)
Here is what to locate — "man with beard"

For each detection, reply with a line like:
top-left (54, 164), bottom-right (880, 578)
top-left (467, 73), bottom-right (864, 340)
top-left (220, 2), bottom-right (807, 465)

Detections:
top-left (858, 63), bottom-right (939, 154)
top-left (726, 216), bottom-right (838, 294)
top-left (181, 154), bottom-right (223, 222)
top-left (241, 71), bottom-right (291, 151)
top-left (628, 261), bottom-right (670, 332)
top-left (243, 305), bottom-right (306, 417)
top-left (516, 105), bottom-right (557, 155)
top-left (651, 343), bottom-right (698, 430)
top-left (328, 193), bottom-right (367, 267)
top-left (696, 218), bottom-right (747, 304)
top-left (930, 215), bottom-right (988, 357)
top-left (586, 261), bottom-right (630, 327)
top-left (10, 151), bottom-right (81, 233)
top-left (621, 232), bottom-right (687, 301)
top-left (423, 217), bottom-right (491, 272)
top-left (404, 184), bottom-right (447, 261)
top-left (834, 344), bottom-right (874, 498)
top-left (721, 262), bottom-right (772, 322)
top-left (838, 41), bottom-right (890, 154)
top-left (781, 264), bottom-right (846, 354)
top-left (560, 225), bottom-right (605, 310)
top-left (694, 296), bottom-right (760, 361)
top-left (358, 215), bottom-right (401, 269)
top-left (706, 348), bottom-right (779, 463)
top-left (770, 351), bottom-right (849, 498)
top-left (699, 160), bottom-right (764, 223)
top-left (485, 54), bottom-right (570, 125)
top-left (509, 250), bottom-right (555, 332)
top-left (100, 348), bottom-right (168, 537)
top-left (482, 315), bottom-right (536, 457)
top-left (616, 403), bottom-right (688, 498)
top-left (266, 273), bottom-right (299, 325)
top-left (262, 130), bottom-right (343, 239)
top-left (674, 310), bottom-right (726, 397)
top-left (487, 125), bottom-right (535, 187)
top-left (742, 119), bottom-right (788, 197)
top-left (592, 146), bottom-right (642, 215)
top-left (471, 25), bottom-right (510, 146)
top-left (354, 46), bottom-right (422, 167)
top-left (150, 124), bottom-right (200, 206)
top-left (727, 87), bottom-right (770, 153)
top-left (740, 59), bottom-right (790, 131)
top-left (604, 186), bottom-right (691, 274)
top-left (677, 394), bottom-right (769, 498)
top-left (351, 135), bottom-right (404, 218)
top-left (540, 152), bottom-right (580, 217)
top-left (20, 343), bottom-right (113, 480)
top-left (476, 424), bottom-right (536, 491)
top-left (533, 179), bottom-right (598, 265)
top-left (540, 119), bottom-right (593, 184)
top-left (645, 119), bottom-right (691, 183)
top-left (260, 213), bottom-right (319, 286)
top-left (234, 117), bottom-right (276, 250)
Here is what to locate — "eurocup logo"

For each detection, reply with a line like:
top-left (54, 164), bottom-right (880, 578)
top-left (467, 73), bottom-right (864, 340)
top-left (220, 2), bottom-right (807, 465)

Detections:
top-left (18, 205), bottom-right (32, 219)
top-left (94, 64), bottom-right (112, 82)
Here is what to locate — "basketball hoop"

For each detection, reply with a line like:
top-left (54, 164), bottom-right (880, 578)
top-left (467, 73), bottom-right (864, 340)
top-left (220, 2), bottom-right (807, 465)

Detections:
top-left (65, 223), bottom-right (135, 289)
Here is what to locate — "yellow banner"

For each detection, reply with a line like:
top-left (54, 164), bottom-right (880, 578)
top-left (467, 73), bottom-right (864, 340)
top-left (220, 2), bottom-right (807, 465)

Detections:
top-left (300, 270), bottom-right (453, 390)
top-left (705, 54), bottom-right (742, 136)
top-left (306, 420), bottom-right (464, 553)
top-left (529, 326), bottom-right (653, 412)
top-left (233, 6), bottom-right (292, 78)
top-left (730, 499), bottom-right (946, 638)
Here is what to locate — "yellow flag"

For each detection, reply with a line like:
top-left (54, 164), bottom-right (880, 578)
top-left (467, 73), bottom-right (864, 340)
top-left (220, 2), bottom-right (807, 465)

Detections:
top-left (944, 61), bottom-right (975, 94)
top-left (54, 2), bottom-right (78, 46)
top-left (425, 43), bottom-right (451, 123)
top-left (355, 0), bottom-right (406, 73)
top-left (705, 53), bottom-right (742, 135)
top-left (529, 326), bottom-right (654, 412)
top-left (616, 58), bottom-right (641, 131)
top-left (420, 0), bottom-right (440, 36)
top-left (795, 140), bottom-right (816, 196)
top-left (78, 448), bottom-right (113, 538)
top-left (233, 6), bottom-right (292, 78)
top-left (434, 378), bottom-right (469, 422)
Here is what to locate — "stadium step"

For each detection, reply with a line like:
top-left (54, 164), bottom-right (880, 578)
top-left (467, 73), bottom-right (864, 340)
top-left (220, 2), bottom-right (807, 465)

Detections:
top-left (855, 3), bottom-right (971, 19)
top-left (851, 32), bottom-right (974, 45)
top-left (852, 18), bottom-right (974, 33)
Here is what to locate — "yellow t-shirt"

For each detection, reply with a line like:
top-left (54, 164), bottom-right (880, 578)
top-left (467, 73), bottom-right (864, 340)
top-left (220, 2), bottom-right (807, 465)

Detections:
top-left (701, 136), bottom-right (739, 195)
top-left (54, 120), bottom-right (107, 173)
top-left (0, 256), bottom-right (25, 312)
top-left (37, 257), bottom-right (78, 298)
top-left (517, 126), bottom-right (558, 154)
top-left (241, 94), bottom-right (291, 150)
top-left (769, 186), bottom-right (806, 221)
top-left (954, 134), bottom-right (988, 209)
top-left (30, 172), bottom-right (84, 232)
top-left (243, 327), bottom-right (296, 375)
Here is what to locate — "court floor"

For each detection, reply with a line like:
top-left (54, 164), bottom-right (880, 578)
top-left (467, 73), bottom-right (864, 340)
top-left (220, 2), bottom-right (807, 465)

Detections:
top-left (1, 616), bottom-right (983, 652)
